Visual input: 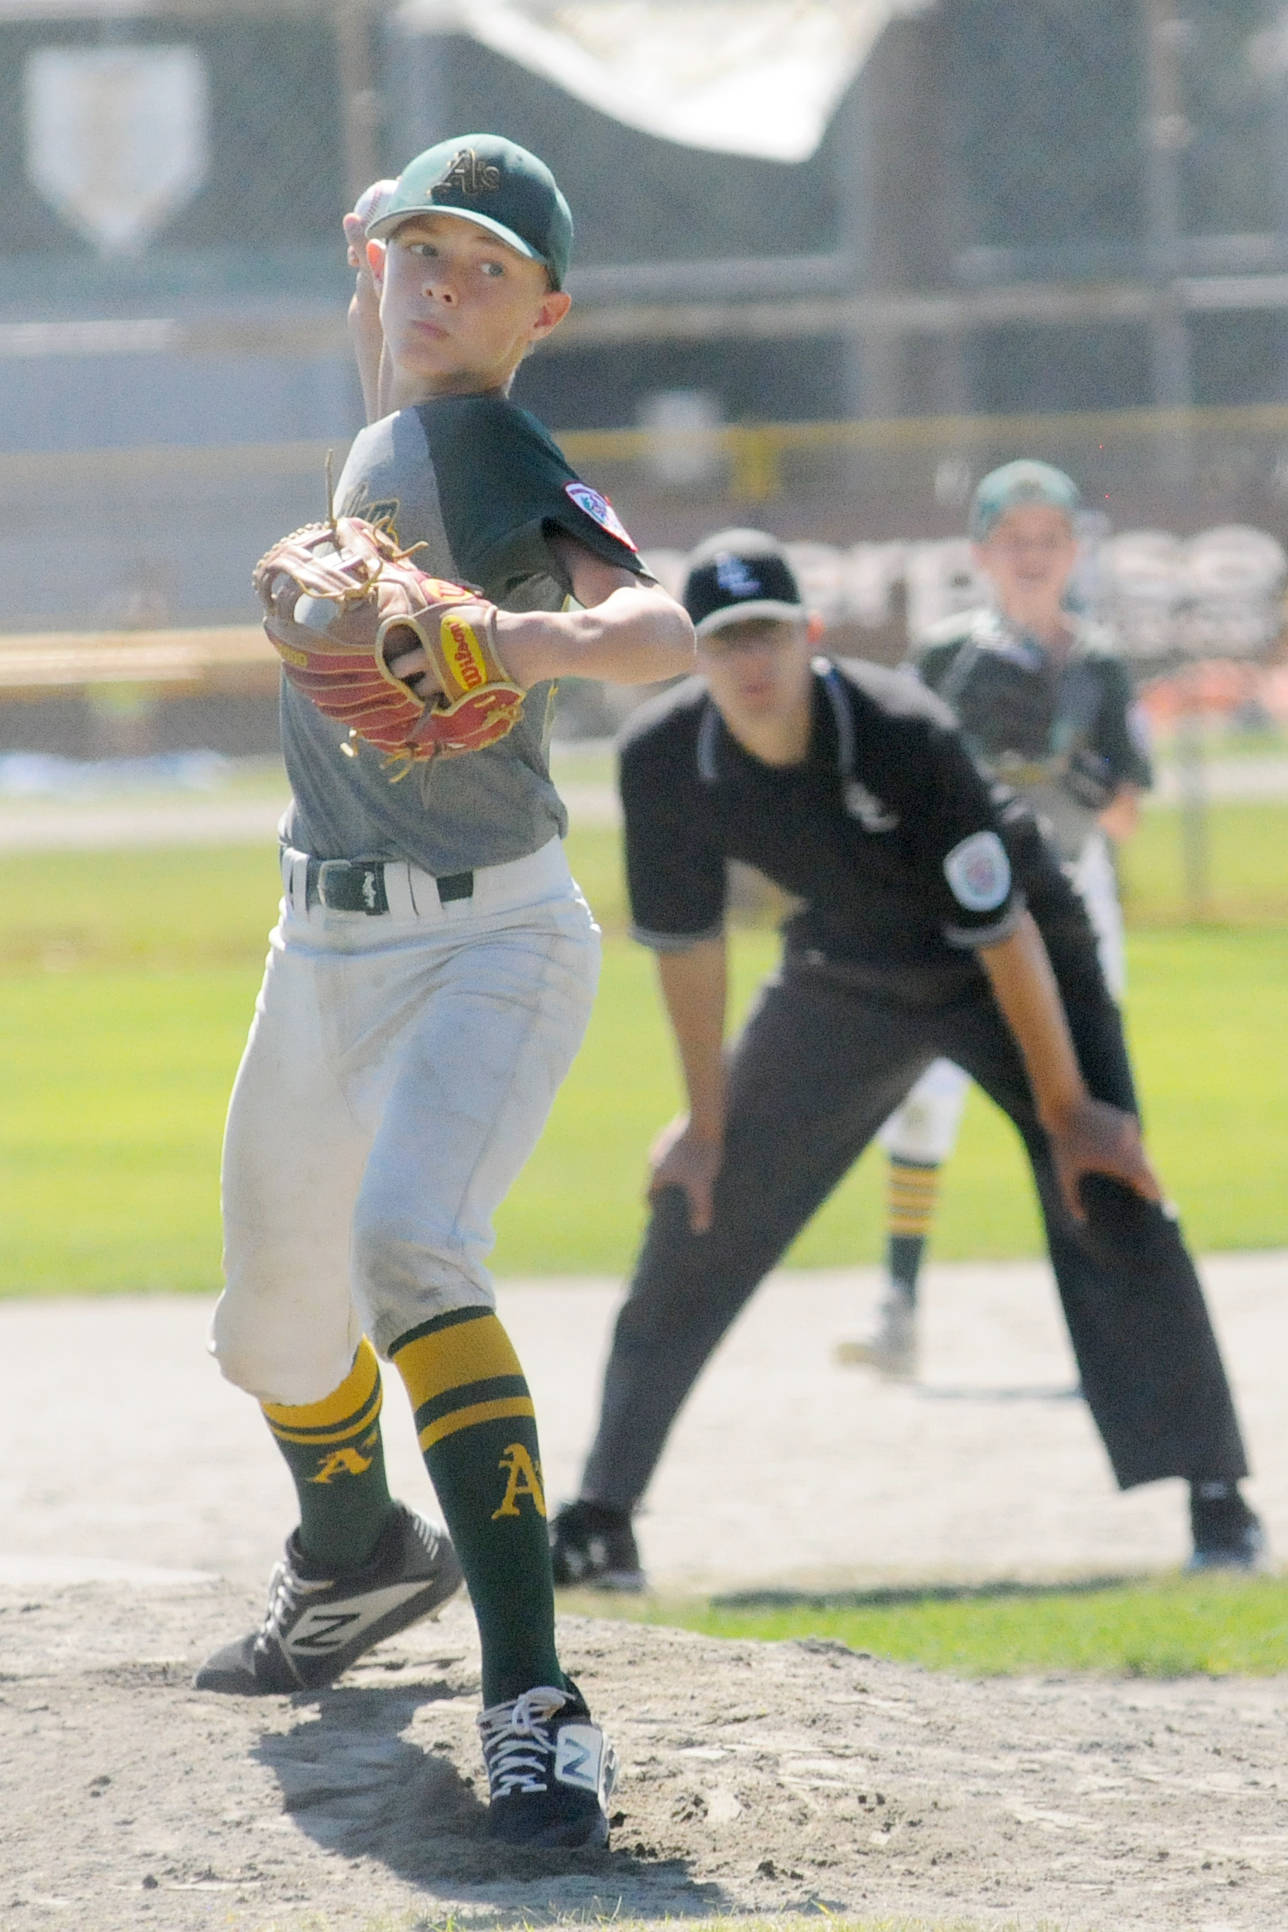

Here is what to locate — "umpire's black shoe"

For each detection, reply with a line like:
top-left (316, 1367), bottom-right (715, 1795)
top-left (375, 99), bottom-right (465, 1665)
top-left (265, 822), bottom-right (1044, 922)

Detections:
top-left (478, 1682), bottom-right (617, 1848)
top-left (549, 1500), bottom-right (646, 1592)
top-left (1186, 1485), bottom-right (1268, 1575)
top-left (194, 1503), bottom-right (463, 1694)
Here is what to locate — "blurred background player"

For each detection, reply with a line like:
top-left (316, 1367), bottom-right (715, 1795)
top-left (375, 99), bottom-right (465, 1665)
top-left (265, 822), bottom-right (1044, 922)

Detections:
top-left (549, 528), bottom-right (1262, 1593)
top-left (840, 461), bottom-right (1154, 1381)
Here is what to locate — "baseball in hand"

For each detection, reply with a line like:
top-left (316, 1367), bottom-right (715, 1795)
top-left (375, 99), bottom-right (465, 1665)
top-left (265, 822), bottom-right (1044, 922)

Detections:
top-left (353, 178), bottom-right (397, 227)
top-left (346, 178), bottom-right (397, 267)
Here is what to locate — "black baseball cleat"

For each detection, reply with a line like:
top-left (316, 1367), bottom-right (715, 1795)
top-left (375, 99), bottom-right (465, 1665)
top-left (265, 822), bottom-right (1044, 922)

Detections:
top-left (549, 1500), bottom-right (646, 1592)
top-left (478, 1682), bottom-right (617, 1848)
top-left (194, 1502), bottom-right (463, 1693)
top-left (1186, 1486), bottom-right (1268, 1575)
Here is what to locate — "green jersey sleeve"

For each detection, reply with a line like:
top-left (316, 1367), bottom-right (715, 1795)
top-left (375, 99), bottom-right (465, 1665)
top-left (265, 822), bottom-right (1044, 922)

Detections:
top-left (415, 395), bottom-right (646, 605)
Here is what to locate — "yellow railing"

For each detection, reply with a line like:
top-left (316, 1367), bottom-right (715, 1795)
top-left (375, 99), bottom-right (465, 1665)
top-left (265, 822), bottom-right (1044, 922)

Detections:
top-left (559, 403), bottom-right (1288, 502)
top-left (0, 626), bottom-right (275, 697)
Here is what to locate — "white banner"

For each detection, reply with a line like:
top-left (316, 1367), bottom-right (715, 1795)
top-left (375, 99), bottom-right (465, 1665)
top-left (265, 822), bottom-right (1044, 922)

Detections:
top-left (398, 0), bottom-right (931, 160)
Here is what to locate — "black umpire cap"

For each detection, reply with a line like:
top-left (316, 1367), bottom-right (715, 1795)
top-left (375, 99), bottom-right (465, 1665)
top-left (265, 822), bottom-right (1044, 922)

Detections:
top-left (682, 529), bottom-right (805, 637)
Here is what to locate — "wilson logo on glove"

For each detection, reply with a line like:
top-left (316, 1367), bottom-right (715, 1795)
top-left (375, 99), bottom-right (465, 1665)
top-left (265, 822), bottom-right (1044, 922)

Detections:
top-left (443, 616), bottom-right (488, 693)
top-left (252, 515), bottom-right (525, 772)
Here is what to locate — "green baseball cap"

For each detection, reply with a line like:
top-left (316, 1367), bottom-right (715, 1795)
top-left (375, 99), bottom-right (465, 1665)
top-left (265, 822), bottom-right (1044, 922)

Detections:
top-left (969, 460), bottom-right (1081, 541)
top-left (366, 134), bottom-right (573, 289)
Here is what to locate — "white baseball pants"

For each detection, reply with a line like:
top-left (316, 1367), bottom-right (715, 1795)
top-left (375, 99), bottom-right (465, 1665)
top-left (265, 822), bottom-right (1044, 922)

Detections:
top-left (212, 837), bottom-right (600, 1405)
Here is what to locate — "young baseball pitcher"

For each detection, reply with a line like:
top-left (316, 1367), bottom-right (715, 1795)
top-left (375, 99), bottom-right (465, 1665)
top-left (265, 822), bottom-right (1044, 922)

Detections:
top-left (195, 134), bottom-right (694, 1850)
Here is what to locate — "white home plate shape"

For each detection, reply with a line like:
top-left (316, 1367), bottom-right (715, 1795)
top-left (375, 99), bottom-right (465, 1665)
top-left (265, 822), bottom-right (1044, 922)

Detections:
top-left (25, 45), bottom-right (209, 256)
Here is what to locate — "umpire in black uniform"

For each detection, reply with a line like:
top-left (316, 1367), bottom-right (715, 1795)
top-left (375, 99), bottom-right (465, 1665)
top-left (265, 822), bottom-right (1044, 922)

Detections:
top-left (549, 529), bottom-right (1261, 1591)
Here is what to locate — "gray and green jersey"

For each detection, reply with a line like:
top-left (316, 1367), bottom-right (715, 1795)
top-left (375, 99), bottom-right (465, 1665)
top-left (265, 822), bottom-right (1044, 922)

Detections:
top-left (911, 607), bottom-right (1153, 861)
top-left (279, 394), bottom-right (645, 875)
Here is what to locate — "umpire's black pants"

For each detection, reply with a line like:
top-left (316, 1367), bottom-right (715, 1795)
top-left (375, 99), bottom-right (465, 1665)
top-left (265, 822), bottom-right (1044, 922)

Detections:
top-left (580, 917), bottom-right (1247, 1512)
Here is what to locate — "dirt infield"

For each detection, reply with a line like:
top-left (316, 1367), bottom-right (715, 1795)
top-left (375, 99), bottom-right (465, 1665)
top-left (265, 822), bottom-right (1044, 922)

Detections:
top-left (3, 1254), bottom-right (1286, 1931)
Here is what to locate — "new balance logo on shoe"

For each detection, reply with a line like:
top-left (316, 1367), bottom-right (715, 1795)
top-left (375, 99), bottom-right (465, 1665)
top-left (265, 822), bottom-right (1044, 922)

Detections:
top-left (554, 1723), bottom-right (603, 1793)
top-left (289, 1608), bottom-right (361, 1653)
top-left (193, 1504), bottom-right (462, 1694)
top-left (288, 1580), bottom-right (441, 1653)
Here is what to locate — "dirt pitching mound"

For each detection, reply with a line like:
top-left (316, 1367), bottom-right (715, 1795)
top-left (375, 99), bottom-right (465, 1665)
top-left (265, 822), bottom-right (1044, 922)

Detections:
top-left (4, 1260), bottom-right (1286, 1930)
top-left (4, 1585), bottom-right (1286, 1932)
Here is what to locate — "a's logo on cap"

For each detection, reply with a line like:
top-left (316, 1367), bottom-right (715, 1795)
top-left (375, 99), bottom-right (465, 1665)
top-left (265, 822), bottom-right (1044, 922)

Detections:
top-left (714, 553), bottom-right (762, 600)
top-left (431, 147), bottom-right (501, 200)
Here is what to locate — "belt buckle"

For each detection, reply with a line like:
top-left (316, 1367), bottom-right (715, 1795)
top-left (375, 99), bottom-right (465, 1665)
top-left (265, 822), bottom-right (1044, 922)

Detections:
top-left (318, 859), bottom-right (388, 914)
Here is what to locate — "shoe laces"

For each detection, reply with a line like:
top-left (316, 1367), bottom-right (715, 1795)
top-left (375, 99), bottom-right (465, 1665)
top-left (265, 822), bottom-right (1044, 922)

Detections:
top-left (477, 1686), bottom-right (573, 1796)
top-left (259, 1558), bottom-right (296, 1637)
top-left (258, 1550), bottom-right (327, 1645)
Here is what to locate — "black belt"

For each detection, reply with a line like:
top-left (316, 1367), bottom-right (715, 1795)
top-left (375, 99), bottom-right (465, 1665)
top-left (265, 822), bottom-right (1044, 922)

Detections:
top-left (786, 947), bottom-right (976, 1008)
top-left (304, 857), bottom-right (474, 914)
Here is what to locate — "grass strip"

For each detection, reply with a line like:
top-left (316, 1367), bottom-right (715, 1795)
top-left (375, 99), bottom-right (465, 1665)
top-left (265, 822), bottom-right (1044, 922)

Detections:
top-left (580, 1573), bottom-right (1288, 1679)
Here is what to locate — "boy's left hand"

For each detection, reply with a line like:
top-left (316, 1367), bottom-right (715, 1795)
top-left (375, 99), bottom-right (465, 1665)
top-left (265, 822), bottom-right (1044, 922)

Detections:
top-left (254, 515), bottom-right (526, 764)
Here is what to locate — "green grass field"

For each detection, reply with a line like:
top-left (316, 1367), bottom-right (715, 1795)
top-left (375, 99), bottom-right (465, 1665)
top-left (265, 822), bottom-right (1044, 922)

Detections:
top-left (0, 800), bottom-right (1285, 1295)
top-left (576, 1572), bottom-right (1288, 1679)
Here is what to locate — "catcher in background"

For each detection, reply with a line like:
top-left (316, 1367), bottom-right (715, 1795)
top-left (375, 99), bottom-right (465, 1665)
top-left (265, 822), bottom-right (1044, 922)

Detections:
top-left (841, 461), bottom-right (1153, 1382)
top-left (547, 528), bottom-right (1263, 1594)
top-left (194, 134), bottom-right (694, 1852)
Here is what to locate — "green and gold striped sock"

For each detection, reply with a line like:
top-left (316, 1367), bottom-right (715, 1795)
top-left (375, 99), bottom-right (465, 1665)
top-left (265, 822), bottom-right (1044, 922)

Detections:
top-left (261, 1337), bottom-right (394, 1575)
top-left (390, 1307), bottom-right (564, 1705)
top-left (886, 1157), bottom-right (942, 1305)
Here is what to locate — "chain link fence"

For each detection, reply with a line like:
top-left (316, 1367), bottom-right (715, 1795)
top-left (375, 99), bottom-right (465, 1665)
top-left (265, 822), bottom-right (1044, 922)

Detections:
top-left (0, 0), bottom-right (1286, 837)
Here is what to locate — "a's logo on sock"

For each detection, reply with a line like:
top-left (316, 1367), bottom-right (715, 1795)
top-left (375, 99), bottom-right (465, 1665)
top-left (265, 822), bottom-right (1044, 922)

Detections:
top-left (491, 1442), bottom-right (547, 1520)
top-left (308, 1445), bottom-right (374, 1485)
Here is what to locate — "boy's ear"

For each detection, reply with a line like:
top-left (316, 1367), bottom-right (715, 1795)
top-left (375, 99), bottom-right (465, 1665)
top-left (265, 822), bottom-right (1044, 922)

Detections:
top-left (366, 237), bottom-right (387, 288)
top-left (529, 287), bottom-right (572, 343)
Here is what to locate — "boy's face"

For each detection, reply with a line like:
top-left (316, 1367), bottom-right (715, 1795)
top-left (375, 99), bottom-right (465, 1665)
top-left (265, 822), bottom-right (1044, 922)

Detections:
top-left (973, 503), bottom-right (1079, 626)
top-left (370, 212), bottom-right (571, 400)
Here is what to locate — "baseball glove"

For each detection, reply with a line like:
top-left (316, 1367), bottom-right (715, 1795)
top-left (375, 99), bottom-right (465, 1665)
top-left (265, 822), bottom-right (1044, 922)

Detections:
top-left (253, 516), bottom-right (525, 766)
